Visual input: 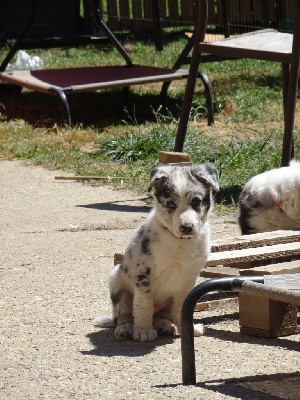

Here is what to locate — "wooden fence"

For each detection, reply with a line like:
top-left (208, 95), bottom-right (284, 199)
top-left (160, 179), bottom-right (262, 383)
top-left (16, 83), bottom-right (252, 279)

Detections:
top-left (105, 0), bottom-right (222, 31)
top-left (101, 0), bottom-right (293, 49)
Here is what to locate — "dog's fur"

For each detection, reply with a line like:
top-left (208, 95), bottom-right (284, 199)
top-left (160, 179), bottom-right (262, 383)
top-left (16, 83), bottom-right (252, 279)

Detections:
top-left (94, 164), bottom-right (219, 341)
top-left (238, 160), bottom-right (300, 234)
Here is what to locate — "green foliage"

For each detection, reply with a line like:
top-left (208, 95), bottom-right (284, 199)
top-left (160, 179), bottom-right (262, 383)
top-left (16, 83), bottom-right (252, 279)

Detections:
top-left (95, 110), bottom-right (288, 204)
top-left (98, 126), bottom-right (175, 163)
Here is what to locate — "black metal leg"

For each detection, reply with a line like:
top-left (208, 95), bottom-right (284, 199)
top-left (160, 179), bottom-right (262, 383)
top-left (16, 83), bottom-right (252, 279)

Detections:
top-left (160, 33), bottom-right (195, 105)
top-left (0, 0), bottom-right (36, 71)
top-left (281, 62), bottom-right (299, 166)
top-left (160, 71), bottom-right (214, 128)
top-left (50, 88), bottom-right (72, 125)
top-left (198, 71), bottom-right (214, 126)
top-left (181, 276), bottom-right (264, 385)
top-left (94, 15), bottom-right (133, 66)
top-left (281, 0), bottom-right (300, 166)
top-left (174, 50), bottom-right (202, 152)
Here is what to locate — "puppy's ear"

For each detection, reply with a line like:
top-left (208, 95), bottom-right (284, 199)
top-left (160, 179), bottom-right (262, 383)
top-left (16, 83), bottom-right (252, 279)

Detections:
top-left (190, 164), bottom-right (219, 191)
top-left (148, 166), bottom-right (169, 192)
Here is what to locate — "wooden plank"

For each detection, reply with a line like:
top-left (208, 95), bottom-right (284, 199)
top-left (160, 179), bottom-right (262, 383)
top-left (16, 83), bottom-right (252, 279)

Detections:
top-left (131, 0), bottom-right (146, 32)
top-left (195, 297), bottom-right (236, 312)
top-left (207, 0), bottom-right (218, 24)
top-left (240, 325), bottom-right (300, 338)
top-left (180, 0), bottom-right (194, 23)
top-left (211, 230), bottom-right (300, 252)
top-left (119, 0), bottom-right (131, 29)
top-left (239, 293), bottom-right (299, 338)
top-left (208, 241), bottom-right (300, 267)
top-left (201, 266), bottom-right (240, 278)
top-left (240, 260), bottom-right (300, 276)
top-left (168, 0), bottom-right (180, 20)
top-left (158, 0), bottom-right (167, 19)
top-left (107, 0), bottom-right (119, 30)
top-left (158, 151), bottom-right (191, 164)
top-left (143, 0), bottom-right (153, 19)
top-left (119, 0), bottom-right (130, 17)
top-left (214, 0), bottom-right (225, 25)
top-left (132, 0), bottom-right (143, 18)
top-left (264, 273), bottom-right (300, 291)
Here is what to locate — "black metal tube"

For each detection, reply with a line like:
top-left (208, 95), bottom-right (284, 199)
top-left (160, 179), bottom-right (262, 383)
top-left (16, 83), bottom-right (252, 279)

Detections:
top-left (199, 71), bottom-right (214, 125)
top-left (0, 0), bottom-right (36, 71)
top-left (92, 10), bottom-right (133, 67)
top-left (49, 88), bottom-right (71, 126)
top-left (181, 276), bottom-right (264, 385)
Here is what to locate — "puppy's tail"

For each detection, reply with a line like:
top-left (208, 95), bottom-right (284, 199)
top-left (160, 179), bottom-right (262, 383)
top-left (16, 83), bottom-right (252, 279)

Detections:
top-left (93, 315), bottom-right (114, 328)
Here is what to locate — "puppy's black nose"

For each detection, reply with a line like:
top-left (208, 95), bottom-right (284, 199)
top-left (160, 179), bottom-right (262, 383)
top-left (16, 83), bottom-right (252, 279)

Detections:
top-left (180, 224), bottom-right (193, 235)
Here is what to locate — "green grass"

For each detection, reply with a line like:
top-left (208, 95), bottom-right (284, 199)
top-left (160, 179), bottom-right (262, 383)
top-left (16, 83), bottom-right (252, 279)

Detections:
top-left (93, 116), bottom-right (289, 204)
top-left (0, 37), bottom-right (297, 213)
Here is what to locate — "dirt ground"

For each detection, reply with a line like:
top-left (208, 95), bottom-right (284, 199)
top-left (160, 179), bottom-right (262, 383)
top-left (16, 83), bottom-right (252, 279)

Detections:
top-left (1, 160), bottom-right (299, 400)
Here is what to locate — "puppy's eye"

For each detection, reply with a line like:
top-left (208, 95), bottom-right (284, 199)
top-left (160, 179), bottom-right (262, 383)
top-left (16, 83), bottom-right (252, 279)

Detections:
top-left (191, 197), bottom-right (201, 209)
top-left (166, 200), bottom-right (176, 209)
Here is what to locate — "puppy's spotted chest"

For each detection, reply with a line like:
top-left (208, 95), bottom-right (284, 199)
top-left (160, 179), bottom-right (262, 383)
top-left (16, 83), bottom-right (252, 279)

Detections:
top-left (94, 164), bottom-right (219, 341)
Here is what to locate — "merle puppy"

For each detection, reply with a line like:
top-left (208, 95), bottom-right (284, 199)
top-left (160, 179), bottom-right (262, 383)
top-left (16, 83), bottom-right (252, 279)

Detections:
top-left (238, 160), bottom-right (300, 234)
top-left (94, 164), bottom-right (219, 341)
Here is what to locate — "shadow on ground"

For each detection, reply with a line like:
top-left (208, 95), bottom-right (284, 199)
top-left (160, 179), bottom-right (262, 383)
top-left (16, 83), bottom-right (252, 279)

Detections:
top-left (0, 87), bottom-right (189, 128)
top-left (77, 198), bottom-right (150, 213)
top-left (154, 371), bottom-right (300, 400)
top-left (82, 328), bottom-right (175, 358)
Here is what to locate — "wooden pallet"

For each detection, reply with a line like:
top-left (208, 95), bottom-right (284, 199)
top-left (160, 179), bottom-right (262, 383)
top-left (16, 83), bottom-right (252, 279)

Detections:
top-left (205, 230), bottom-right (300, 338)
top-left (203, 230), bottom-right (300, 278)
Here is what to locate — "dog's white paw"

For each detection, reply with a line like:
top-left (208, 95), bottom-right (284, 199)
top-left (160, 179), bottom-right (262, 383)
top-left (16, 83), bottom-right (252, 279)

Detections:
top-left (133, 326), bottom-right (158, 342)
top-left (114, 323), bottom-right (133, 340)
top-left (194, 323), bottom-right (205, 336)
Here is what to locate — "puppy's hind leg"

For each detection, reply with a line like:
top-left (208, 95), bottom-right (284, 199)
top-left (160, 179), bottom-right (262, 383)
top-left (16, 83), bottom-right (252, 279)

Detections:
top-left (153, 304), bottom-right (176, 337)
top-left (153, 317), bottom-right (176, 337)
top-left (110, 266), bottom-right (134, 340)
top-left (112, 289), bottom-right (134, 340)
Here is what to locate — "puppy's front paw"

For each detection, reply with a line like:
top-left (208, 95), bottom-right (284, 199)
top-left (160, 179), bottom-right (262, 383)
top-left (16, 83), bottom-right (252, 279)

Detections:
top-left (194, 323), bottom-right (205, 336)
top-left (133, 326), bottom-right (158, 342)
top-left (114, 323), bottom-right (133, 340)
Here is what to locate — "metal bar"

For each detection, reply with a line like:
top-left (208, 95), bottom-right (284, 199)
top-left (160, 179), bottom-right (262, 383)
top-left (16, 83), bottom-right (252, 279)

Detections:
top-left (92, 6), bottom-right (133, 66)
top-left (181, 276), bottom-right (264, 385)
top-left (174, 48), bottom-right (201, 151)
top-left (221, 0), bottom-right (231, 37)
top-left (240, 280), bottom-right (300, 305)
top-left (49, 88), bottom-right (72, 125)
top-left (0, 0), bottom-right (36, 71)
top-left (199, 71), bottom-right (214, 125)
top-left (174, 0), bottom-right (208, 151)
top-left (281, 0), bottom-right (299, 166)
top-left (159, 31), bottom-right (195, 99)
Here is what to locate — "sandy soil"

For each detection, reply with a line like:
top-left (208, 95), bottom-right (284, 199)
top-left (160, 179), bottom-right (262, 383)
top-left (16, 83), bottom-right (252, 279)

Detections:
top-left (1, 160), bottom-right (299, 400)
